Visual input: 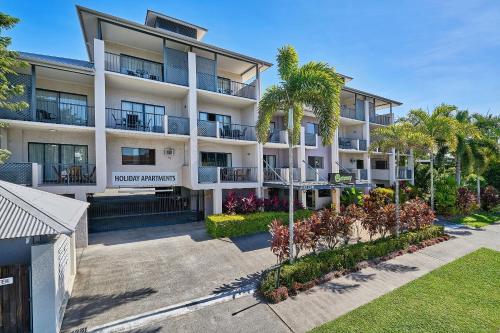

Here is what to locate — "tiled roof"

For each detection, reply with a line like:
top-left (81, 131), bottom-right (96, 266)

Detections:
top-left (0, 181), bottom-right (89, 240)
top-left (18, 51), bottom-right (94, 71)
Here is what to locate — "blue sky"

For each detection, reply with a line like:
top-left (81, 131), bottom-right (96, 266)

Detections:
top-left (4, 0), bottom-right (500, 118)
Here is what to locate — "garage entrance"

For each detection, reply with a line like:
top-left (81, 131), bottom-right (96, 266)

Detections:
top-left (87, 187), bottom-right (204, 233)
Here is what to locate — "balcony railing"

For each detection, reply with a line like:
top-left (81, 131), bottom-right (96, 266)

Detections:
top-left (197, 72), bottom-right (256, 99)
top-left (41, 163), bottom-right (96, 185)
top-left (339, 137), bottom-right (367, 150)
top-left (370, 113), bottom-right (393, 125)
top-left (219, 123), bottom-right (256, 141)
top-left (398, 168), bottom-right (412, 180)
top-left (106, 108), bottom-right (164, 133)
top-left (305, 133), bottom-right (316, 146)
top-left (220, 167), bottom-right (257, 183)
top-left (167, 116), bottom-right (190, 135)
top-left (197, 119), bottom-right (217, 137)
top-left (306, 168), bottom-right (319, 181)
top-left (198, 166), bottom-right (218, 183)
top-left (263, 167), bottom-right (300, 182)
top-left (341, 105), bottom-right (365, 121)
top-left (0, 163), bottom-right (32, 186)
top-left (268, 129), bottom-right (286, 144)
top-left (105, 52), bottom-right (163, 82)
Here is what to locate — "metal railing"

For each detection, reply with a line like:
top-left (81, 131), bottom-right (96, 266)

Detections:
top-left (263, 167), bottom-right (300, 182)
top-left (0, 163), bottom-right (32, 186)
top-left (268, 129), bottom-right (285, 143)
top-left (341, 105), bottom-right (365, 121)
top-left (105, 52), bottom-right (163, 82)
top-left (339, 137), bottom-right (367, 150)
top-left (196, 72), bottom-right (256, 99)
top-left (359, 169), bottom-right (368, 180)
top-left (370, 113), bottom-right (393, 125)
top-left (41, 163), bottom-right (96, 185)
top-left (106, 108), bottom-right (164, 133)
top-left (198, 167), bottom-right (217, 183)
top-left (219, 123), bottom-right (256, 141)
top-left (306, 168), bottom-right (319, 181)
top-left (167, 116), bottom-right (189, 135)
top-left (359, 139), bottom-right (367, 151)
top-left (35, 99), bottom-right (95, 126)
top-left (197, 119), bottom-right (217, 137)
top-left (220, 167), bottom-right (258, 183)
top-left (305, 133), bottom-right (316, 146)
top-left (398, 168), bottom-right (412, 180)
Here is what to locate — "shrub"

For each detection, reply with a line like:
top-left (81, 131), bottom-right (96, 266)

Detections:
top-left (224, 191), bottom-right (239, 215)
top-left (463, 174), bottom-right (486, 192)
top-left (401, 198), bottom-right (435, 231)
top-left (367, 188), bottom-right (394, 206)
top-left (435, 171), bottom-right (458, 215)
top-left (260, 225), bottom-right (445, 300)
top-left (293, 220), bottom-right (313, 258)
top-left (269, 219), bottom-right (289, 264)
top-left (456, 187), bottom-right (477, 215)
top-left (317, 209), bottom-right (344, 249)
top-left (481, 186), bottom-right (499, 211)
top-left (263, 195), bottom-right (304, 212)
top-left (240, 192), bottom-right (263, 213)
top-left (378, 203), bottom-right (397, 237)
top-left (304, 213), bottom-right (322, 252)
top-left (206, 210), bottom-right (312, 238)
top-left (340, 187), bottom-right (364, 207)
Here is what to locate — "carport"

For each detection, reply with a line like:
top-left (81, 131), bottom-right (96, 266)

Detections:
top-left (87, 187), bottom-right (204, 232)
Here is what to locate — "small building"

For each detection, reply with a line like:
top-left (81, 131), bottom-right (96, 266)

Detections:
top-left (0, 180), bottom-right (88, 333)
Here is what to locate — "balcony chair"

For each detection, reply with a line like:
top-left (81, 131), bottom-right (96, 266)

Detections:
top-left (238, 127), bottom-right (247, 140)
top-left (84, 166), bottom-right (96, 183)
top-left (111, 113), bottom-right (124, 129)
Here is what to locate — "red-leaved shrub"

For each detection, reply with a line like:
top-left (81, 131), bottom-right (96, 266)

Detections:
top-left (456, 187), bottom-right (477, 215)
top-left (293, 220), bottom-right (313, 258)
top-left (269, 219), bottom-right (289, 264)
top-left (481, 186), bottom-right (499, 211)
top-left (401, 198), bottom-right (435, 231)
top-left (224, 191), bottom-right (239, 215)
top-left (378, 203), bottom-right (397, 237)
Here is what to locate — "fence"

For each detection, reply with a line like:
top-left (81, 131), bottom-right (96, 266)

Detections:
top-left (220, 167), bottom-right (257, 183)
top-left (197, 119), bottom-right (217, 137)
top-left (106, 108), bottom-right (164, 133)
top-left (218, 123), bottom-right (256, 141)
top-left (167, 116), bottom-right (190, 135)
top-left (198, 166), bottom-right (218, 183)
top-left (0, 163), bottom-right (32, 185)
top-left (197, 72), bottom-right (256, 99)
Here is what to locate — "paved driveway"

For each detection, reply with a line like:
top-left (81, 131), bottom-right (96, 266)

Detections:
top-left (61, 222), bottom-right (276, 332)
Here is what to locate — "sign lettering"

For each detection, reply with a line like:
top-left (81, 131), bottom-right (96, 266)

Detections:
top-left (0, 277), bottom-right (13, 286)
top-left (112, 172), bottom-right (177, 187)
top-left (329, 172), bottom-right (355, 184)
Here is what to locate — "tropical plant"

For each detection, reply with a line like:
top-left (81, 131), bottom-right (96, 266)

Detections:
top-left (401, 198), bottom-right (435, 231)
top-left (293, 220), bottom-right (313, 259)
top-left (456, 187), bottom-right (477, 215)
top-left (269, 219), bottom-right (290, 264)
top-left (434, 170), bottom-right (458, 215)
top-left (256, 45), bottom-right (343, 260)
top-left (463, 174), bottom-right (486, 192)
top-left (481, 186), bottom-right (499, 212)
top-left (317, 208), bottom-right (343, 249)
top-left (0, 13), bottom-right (29, 162)
top-left (405, 104), bottom-right (461, 211)
top-left (371, 122), bottom-right (434, 235)
top-left (340, 187), bottom-right (364, 206)
top-left (223, 191), bottom-right (239, 214)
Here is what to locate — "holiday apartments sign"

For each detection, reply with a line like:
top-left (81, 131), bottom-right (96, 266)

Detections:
top-left (112, 172), bottom-right (177, 187)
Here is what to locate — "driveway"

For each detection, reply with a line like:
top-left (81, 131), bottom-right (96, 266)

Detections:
top-left (61, 222), bottom-right (276, 332)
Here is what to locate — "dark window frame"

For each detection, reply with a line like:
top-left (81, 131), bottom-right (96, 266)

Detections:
top-left (308, 156), bottom-right (324, 169)
top-left (121, 147), bottom-right (156, 165)
top-left (199, 152), bottom-right (232, 167)
top-left (28, 142), bottom-right (89, 165)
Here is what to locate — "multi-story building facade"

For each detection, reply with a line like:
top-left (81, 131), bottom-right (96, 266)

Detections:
top-left (0, 6), bottom-right (413, 225)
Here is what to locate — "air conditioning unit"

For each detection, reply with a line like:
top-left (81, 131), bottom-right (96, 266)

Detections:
top-left (164, 147), bottom-right (175, 158)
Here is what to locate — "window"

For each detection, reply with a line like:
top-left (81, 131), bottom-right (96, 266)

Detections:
top-left (36, 89), bottom-right (88, 124)
top-left (122, 101), bottom-right (165, 130)
top-left (200, 152), bottom-right (232, 167)
top-left (318, 189), bottom-right (331, 198)
top-left (356, 159), bottom-right (364, 169)
top-left (308, 156), bottom-right (324, 169)
top-left (374, 160), bottom-right (388, 169)
top-left (121, 147), bottom-right (155, 165)
top-left (263, 155), bottom-right (277, 169)
top-left (198, 112), bottom-right (231, 124)
top-left (305, 122), bottom-right (319, 134)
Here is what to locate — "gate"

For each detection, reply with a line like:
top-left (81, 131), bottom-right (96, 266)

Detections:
top-left (0, 265), bottom-right (30, 333)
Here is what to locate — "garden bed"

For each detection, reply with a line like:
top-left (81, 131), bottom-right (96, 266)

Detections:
top-left (260, 225), bottom-right (447, 303)
top-left (206, 210), bottom-right (312, 238)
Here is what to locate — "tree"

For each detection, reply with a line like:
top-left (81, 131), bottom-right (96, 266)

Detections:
top-left (404, 104), bottom-right (460, 211)
top-left (0, 12), bottom-right (29, 163)
top-left (256, 45), bottom-right (343, 261)
top-left (371, 122), bottom-right (433, 235)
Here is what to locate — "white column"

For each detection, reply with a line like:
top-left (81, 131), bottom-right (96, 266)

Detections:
top-left (187, 52), bottom-right (198, 188)
top-left (94, 38), bottom-right (107, 192)
top-left (299, 126), bottom-right (306, 181)
top-left (331, 127), bottom-right (339, 173)
top-left (32, 162), bottom-right (39, 188)
top-left (389, 148), bottom-right (396, 185)
top-left (213, 187), bottom-right (223, 214)
top-left (409, 149), bottom-right (415, 185)
top-left (363, 100), bottom-right (371, 184)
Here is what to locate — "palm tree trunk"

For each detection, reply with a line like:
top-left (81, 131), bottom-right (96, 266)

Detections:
top-left (430, 152), bottom-right (434, 211)
top-left (395, 150), bottom-right (400, 236)
top-left (477, 167), bottom-right (481, 207)
top-left (455, 155), bottom-right (461, 186)
top-left (288, 107), bottom-right (294, 262)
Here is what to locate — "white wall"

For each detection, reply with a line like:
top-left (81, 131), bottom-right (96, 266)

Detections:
top-left (31, 234), bottom-right (76, 333)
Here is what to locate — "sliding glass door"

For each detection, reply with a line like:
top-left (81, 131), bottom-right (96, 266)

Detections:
top-left (200, 152), bottom-right (232, 167)
top-left (36, 89), bottom-right (88, 125)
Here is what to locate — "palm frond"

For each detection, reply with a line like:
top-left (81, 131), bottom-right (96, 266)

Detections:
top-left (256, 85), bottom-right (287, 143)
top-left (276, 45), bottom-right (299, 82)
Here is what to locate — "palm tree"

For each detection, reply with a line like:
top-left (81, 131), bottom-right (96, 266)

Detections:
top-left (405, 104), bottom-right (460, 210)
top-left (256, 45), bottom-right (343, 261)
top-left (371, 122), bottom-right (434, 235)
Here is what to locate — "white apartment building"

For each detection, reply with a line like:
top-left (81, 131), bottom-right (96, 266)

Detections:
top-left (0, 6), bottom-right (413, 229)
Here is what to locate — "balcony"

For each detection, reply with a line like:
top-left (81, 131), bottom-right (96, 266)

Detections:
top-left (370, 113), bottom-right (392, 125)
top-left (306, 168), bottom-right (320, 181)
top-left (41, 163), bottom-right (96, 185)
top-left (197, 120), bottom-right (217, 137)
top-left (167, 116), bottom-right (190, 135)
top-left (341, 105), bottom-right (365, 121)
top-left (0, 99), bottom-right (95, 127)
top-left (305, 133), bottom-right (317, 146)
top-left (263, 167), bottom-right (300, 182)
top-left (398, 168), bottom-right (412, 180)
top-left (197, 72), bottom-right (256, 100)
top-left (268, 129), bottom-right (287, 144)
top-left (0, 163), bottom-right (33, 186)
top-left (197, 121), bottom-right (256, 141)
top-left (106, 108), bottom-right (164, 133)
top-left (347, 168), bottom-right (368, 181)
top-left (339, 137), bottom-right (367, 151)
top-left (198, 166), bottom-right (258, 184)
top-left (371, 168), bottom-right (390, 180)
top-left (104, 52), bottom-right (188, 86)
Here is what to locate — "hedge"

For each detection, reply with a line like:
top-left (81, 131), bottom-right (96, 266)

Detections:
top-left (206, 210), bottom-right (312, 238)
top-left (260, 225), bottom-right (445, 296)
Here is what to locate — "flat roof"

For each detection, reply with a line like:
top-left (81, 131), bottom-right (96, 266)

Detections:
top-left (145, 10), bottom-right (208, 40)
top-left (18, 51), bottom-right (94, 73)
top-left (343, 86), bottom-right (402, 106)
top-left (77, 5), bottom-right (273, 70)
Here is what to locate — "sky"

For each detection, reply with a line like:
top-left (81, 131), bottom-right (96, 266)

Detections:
top-left (3, 0), bottom-right (500, 118)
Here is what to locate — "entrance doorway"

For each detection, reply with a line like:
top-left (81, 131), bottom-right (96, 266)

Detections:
top-left (0, 264), bottom-right (30, 332)
top-left (306, 190), bottom-right (315, 209)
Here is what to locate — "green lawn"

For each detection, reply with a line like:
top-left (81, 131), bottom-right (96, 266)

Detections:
top-left (309, 248), bottom-right (500, 333)
top-left (452, 211), bottom-right (499, 228)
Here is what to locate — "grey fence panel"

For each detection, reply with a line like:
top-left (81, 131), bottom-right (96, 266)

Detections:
top-left (168, 116), bottom-right (189, 135)
top-left (165, 47), bottom-right (188, 86)
top-left (196, 56), bottom-right (216, 91)
top-left (359, 140), bottom-right (367, 151)
top-left (0, 163), bottom-right (32, 186)
top-left (198, 167), bottom-right (217, 183)
top-left (197, 120), bottom-right (217, 137)
top-left (0, 73), bottom-right (32, 121)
